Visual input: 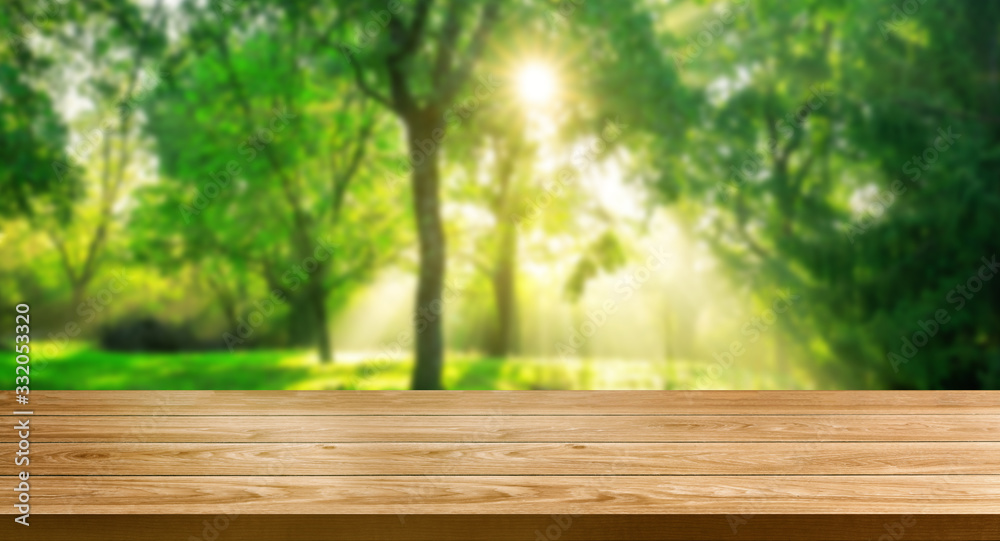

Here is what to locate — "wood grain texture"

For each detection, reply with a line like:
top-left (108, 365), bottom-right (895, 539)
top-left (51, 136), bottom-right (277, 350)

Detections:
top-left (5, 414), bottom-right (997, 443)
top-left (5, 441), bottom-right (1000, 476)
top-left (2, 514), bottom-right (998, 541)
top-left (6, 390), bottom-right (999, 540)
top-left (6, 390), bottom-right (1000, 415)
top-left (10, 475), bottom-right (1000, 515)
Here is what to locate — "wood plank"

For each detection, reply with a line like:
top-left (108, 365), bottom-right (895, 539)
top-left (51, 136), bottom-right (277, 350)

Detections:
top-left (8, 475), bottom-right (1000, 515)
top-left (6, 414), bottom-right (997, 443)
top-left (6, 390), bottom-right (1000, 415)
top-left (6, 442), bottom-right (1000, 476)
top-left (2, 514), bottom-right (998, 541)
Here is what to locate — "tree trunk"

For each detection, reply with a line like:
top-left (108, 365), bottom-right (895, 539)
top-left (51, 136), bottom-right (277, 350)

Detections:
top-left (70, 283), bottom-right (86, 320)
top-left (408, 118), bottom-right (446, 390)
top-left (313, 287), bottom-right (333, 363)
top-left (219, 295), bottom-right (240, 336)
top-left (286, 292), bottom-right (317, 348)
top-left (489, 220), bottom-right (518, 357)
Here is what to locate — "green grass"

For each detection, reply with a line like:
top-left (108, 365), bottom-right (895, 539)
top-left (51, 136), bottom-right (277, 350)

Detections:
top-left (26, 342), bottom-right (823, 390)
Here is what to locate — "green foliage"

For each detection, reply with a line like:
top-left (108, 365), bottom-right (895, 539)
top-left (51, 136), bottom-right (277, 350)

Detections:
top-left (583, 0), bottom-right (1000, 388)
top-left (565, 231), bottom-right (627, 301)
top-left (0, 4), bottom-right (82, 220)
top-left (2, 0), bottom-right (997, 389)
top-left (131, 3), bottom-right (408, 353)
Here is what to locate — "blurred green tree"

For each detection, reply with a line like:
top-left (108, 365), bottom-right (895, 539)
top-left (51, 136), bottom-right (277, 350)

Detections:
top-left (344, 0), bottom-right (501, 388)
top-left (135, 1), bottom-right (406, 362)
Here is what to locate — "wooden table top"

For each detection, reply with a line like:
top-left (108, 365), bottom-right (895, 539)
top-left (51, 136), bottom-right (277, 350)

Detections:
top-left (3, 390), bottom-right (999, 540)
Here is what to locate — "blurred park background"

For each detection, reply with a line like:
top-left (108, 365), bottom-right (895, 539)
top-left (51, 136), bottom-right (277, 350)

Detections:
top-left (1, 0), bottom-right (998, 390)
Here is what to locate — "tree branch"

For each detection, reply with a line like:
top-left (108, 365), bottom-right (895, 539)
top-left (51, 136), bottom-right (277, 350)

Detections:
top-left (210, 27), bottom-right (314, 257)
top-left (344, 55), bottom-right (395, 110)
top-left (789, 150), bottom-right (815, 198)
top-left (46, 229), bottom-right (79, 286)
top-left (438, 1), bottom-right (500, 106)
top-left (331, 111), bottom-right (376, 224)
top-left (387, 0), bottom-right (433, 63)
top-left (431, 0), bottom-right (466, 87)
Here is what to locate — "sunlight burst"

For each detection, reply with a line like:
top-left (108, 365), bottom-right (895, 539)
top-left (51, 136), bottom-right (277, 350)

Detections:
top-left (517, 63), bottom-right (556, 105)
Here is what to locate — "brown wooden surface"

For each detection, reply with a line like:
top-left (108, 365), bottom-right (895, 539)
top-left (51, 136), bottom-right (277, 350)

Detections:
top-left (6, 389), bottom-right (1000, 414)
top-left (16, 475), bottom-right (1000, 514)
top-left (5, 515), bottom-right (1000, 541)
top-left (6, 413), bottom-right (998, 442)
top-left (6, 441), bottom-right (1000, 475)
top-left (2, 390), bottom-right (999, 540)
